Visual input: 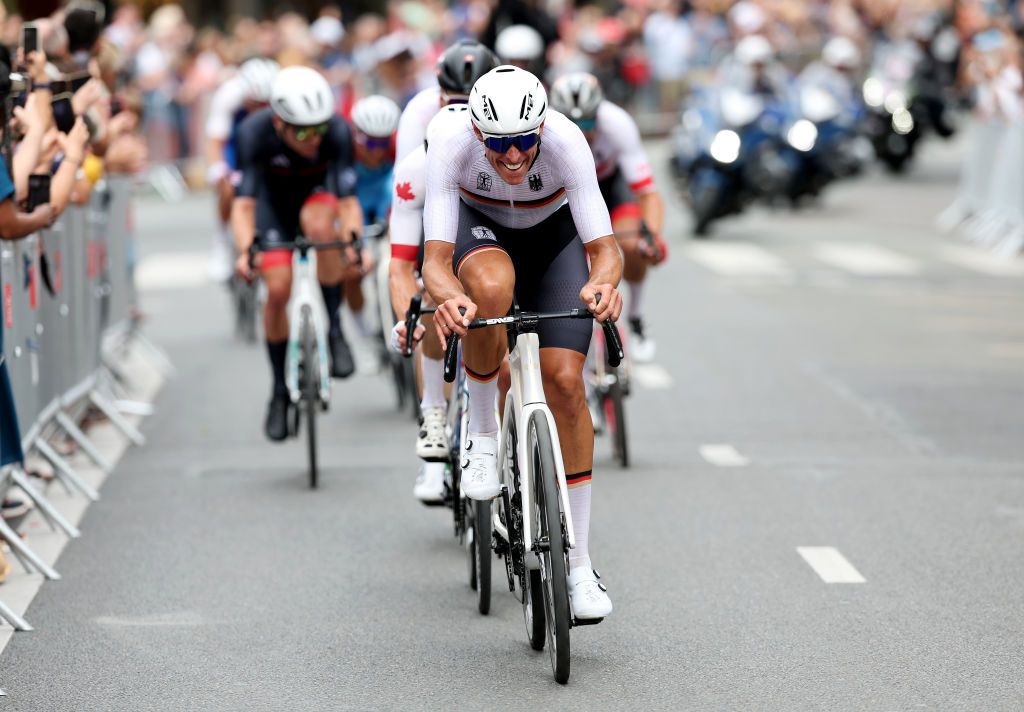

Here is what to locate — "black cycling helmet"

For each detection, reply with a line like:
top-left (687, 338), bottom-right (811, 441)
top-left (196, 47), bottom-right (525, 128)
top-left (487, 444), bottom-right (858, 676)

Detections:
top-left (436, 40), bottom-right (499, 97)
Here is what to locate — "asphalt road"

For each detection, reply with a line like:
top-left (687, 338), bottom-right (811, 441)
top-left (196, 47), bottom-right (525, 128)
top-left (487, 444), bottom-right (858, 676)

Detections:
top-left (2, 138), bottom-right (1023, 711)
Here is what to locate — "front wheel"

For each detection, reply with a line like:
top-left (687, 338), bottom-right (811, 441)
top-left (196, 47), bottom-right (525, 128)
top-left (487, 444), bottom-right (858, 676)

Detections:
top-left (529, 411), bottom-right (571, 684)
top-left (301, 307), bottom-right (319, 489)
top-left (472, 500), bottom-right (491, 615)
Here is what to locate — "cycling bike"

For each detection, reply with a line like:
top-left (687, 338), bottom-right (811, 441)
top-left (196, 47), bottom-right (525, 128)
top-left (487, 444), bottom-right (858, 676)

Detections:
top-left (369, 222), bottom-right (419, 420)
top-left (587, 322), bottom-right (631, 468)
top-left (441, 302), bottom-right (622, 684)
top-left (250, 236), bottom-right (355, 488)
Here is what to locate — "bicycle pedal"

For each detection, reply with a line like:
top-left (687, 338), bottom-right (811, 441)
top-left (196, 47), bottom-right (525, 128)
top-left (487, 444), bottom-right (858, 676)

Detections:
top-left (571, 616), bottom-right (604, 628)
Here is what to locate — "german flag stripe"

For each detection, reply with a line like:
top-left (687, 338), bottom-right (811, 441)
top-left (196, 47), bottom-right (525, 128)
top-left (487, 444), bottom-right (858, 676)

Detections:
top-left (456, 245), bottom-right (505, 274)
top-left (464, 362), bottom-right (500, 382)
top-left (566, 471), bottom-right (592, 488)
top-left (459, 187), bottom-right (566, 209)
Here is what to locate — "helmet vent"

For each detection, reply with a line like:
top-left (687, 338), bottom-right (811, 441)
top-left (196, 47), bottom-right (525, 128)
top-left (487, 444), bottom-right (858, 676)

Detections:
top-left (495, 67), bottom-right (514, 73)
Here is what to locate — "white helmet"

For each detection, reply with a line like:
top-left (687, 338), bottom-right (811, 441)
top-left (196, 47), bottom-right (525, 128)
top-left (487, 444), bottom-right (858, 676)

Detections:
top-left (495, 24), bottom-right (545, 63)
top-left (351, 95), bottom-right (401, 137)
top-left (270, 66), bottom-right (335, 125)
top-left (469, 65), bottom-right (547, 136)
top-left (823, 36), bottom-right (861, 69)
top-left (549, 72), bottom-right (603, 122)
top-left (239, 58), bottom-right (280, 103)
top-left (735, 35), bottom-right (774, 66)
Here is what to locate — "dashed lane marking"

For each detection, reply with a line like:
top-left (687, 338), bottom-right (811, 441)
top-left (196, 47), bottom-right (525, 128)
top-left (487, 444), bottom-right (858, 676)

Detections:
top-left (699, 444), bottom-right (750, 467)
top-left (797, 546), bottom-right (866, 583)
top-left (632, 364), bottom-right (674, 389)
top-left (939, 246), bottom-right (1024, 277)
top-left (814, 243), bottom-right (920, 276)
top-left (136, 251), bottom-right (211, 291)
top-left (684, 242), bottom-right (792, 278)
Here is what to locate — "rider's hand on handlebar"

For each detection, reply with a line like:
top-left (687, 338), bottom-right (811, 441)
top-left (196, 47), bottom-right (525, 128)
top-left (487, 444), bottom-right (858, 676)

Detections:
top-left (580, 283), bottom-right (622, 323)
top-left (236, 251), bottom-right (257, 282)
top-left (390, 320), bottom-right (425, 354)
top-left (639, 234), bottom-right (669, 265)
top-left (435, 294), bottom-right (477, 343)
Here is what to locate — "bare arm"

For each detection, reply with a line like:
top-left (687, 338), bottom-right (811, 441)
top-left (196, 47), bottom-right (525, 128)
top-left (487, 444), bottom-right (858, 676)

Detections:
top-left (639, 190), bottom-right (664, 236)
top-left (423, 240), bottom-right (477, 342)
top-left (388, 257), bottom-right (420, 322)
top-left (50, 119), bottom-right (90, 215)
top-left (231, 197), bottom-right (257, 254)
top-left (0, 200), bottom-right (53, 240)
top-left (581, 235), bottom-right (624, 322)
top-left (338, 196), bottom-right (363, 241)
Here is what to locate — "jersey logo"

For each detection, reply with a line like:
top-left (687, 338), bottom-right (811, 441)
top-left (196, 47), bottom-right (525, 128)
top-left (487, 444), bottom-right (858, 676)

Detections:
top-left (471, 226), bottom-right (497, 242)
top-left (477, 173), bottom-right (492, 191)
top-left (270, 155), bottom-right (290, 168)
top-left (395, 181), bottom-right (415, 202)
top-left (528, 174), bottom-right (543, 191)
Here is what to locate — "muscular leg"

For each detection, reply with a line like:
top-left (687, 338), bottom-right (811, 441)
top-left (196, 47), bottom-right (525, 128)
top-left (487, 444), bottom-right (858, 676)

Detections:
top-left (262, 262), bottom-right (293, 396)
top-left (300, 202), bottom-right (346, 334)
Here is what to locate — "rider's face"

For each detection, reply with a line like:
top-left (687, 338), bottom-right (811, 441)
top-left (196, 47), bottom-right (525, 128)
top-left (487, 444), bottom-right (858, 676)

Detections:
top-left (276, 118), bottom-right (326, 159)
top-left (476, 126), bottom-right (542, 186)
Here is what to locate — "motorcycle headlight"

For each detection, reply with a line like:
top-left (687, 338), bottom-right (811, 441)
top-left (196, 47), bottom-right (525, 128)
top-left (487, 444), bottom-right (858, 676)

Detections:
top-left (892, 108), bottom-right (914, 135)
top-left (863, 78), bottom-right (885, 108)
top-left (787, 120), bottom-right (818, 152)
top-left (884, 90), bottom-right (907, 114)
top-left (710, 130), bottom-right (741, 164)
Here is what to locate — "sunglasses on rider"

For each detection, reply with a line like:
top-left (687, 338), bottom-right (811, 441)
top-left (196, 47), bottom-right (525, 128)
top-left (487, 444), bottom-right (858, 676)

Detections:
top-left (482, 132), bottom-right (541, 154)
top-left (574, 118), bottom-right (597, 132)
top-left (357, 133), bottom-right (392, 150)
top-left (290, 122), bottom-right (330, 141)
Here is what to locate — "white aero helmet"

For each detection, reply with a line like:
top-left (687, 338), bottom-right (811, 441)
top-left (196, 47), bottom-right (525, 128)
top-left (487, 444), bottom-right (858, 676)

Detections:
top-left (469, 65), bottom-right (547, 136)
top-left (352, 95), bottom-right (401, 137)
top-left (549, 72), bottom-right (603, 122)
top-left (239, 58), bottom-right (280, 103)
top-left (735, 35), bottom-right (774, 66)
top-left (425, 104), bottom-right (469, 150)
top-left (495, 24), bottom-right (545, 63)
top-left (823, 36), bottom-right (862, 69)
top-left (270, 66), bottom-right (335, 125)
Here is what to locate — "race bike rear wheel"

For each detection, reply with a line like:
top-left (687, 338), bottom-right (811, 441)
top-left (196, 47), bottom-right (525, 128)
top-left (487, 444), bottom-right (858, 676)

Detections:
top-left (605, 379), bottom-right (629, 468)
top-left (301, 307), bottom-right (318, 490)
top-left (528, 411), bottom-right (571, 684)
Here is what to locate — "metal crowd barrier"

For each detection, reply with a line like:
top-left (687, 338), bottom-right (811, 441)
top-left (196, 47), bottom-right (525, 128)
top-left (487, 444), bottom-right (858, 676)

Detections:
top-left (0, 176), bottom-right (163, 632)
top-left (938, 115), bottom-right (1024, 258)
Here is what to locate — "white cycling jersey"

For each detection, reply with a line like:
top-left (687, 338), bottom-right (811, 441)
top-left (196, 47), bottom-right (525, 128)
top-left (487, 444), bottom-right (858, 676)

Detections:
top-left (424, 110), bottom-right (613, 243)
top-left (205, 75), bottom-right (250, 141)
top-left (396, 86), bottom-right (443, 162)
top-left (590, 101), bottom-right (655, 192)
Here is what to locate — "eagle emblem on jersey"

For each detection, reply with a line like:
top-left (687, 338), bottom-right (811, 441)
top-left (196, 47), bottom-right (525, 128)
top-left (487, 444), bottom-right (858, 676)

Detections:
top-left (471, 226), bottom-right (497, 242)
top-left (477, 173), bottom-right (492, 191)
top-left (395, 181), bottom-right (415, 202)
top-left (528, 174), bottom-right (543, 191)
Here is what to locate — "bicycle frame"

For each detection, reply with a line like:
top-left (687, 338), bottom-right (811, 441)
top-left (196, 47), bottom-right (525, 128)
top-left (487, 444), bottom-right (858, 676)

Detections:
top-left (493, 332), bottom-right (577, 566)
top-left (285, 249), bottom-right (331, 405)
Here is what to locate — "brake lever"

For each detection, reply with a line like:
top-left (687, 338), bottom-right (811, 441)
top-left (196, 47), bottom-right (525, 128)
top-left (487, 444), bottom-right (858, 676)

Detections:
top-left (402, 293), bottom-right (422, 358)
top-left (443, 307), bottom-right (466, 384)
top-left (592, 292), bottom-right (623, 367)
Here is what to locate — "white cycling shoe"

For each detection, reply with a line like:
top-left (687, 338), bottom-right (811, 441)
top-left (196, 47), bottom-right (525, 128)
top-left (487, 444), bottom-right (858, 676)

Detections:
top-left (568, 567), bottom-right (613, 620)
top-left (460, 434), bottom-right (500, 500)
top-left (416, 407), bottom-right (449, 461)
top-left (413, 461), bottom-right (446, 504)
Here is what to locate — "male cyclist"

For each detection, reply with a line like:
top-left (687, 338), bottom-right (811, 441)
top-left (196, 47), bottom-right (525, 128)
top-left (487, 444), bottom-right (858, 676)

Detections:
top-left (422, 66), bottom-right (621, 619)
top-left (232, 66), bottom-right (362, 441)
top-left (395, 40), bottom-right (499, 162)
top-left (205, 58), bottom-right (279, 282)
top-left (550, 72), bottom-right (668, 362)
top-left (348, 95), bottom-right (401, 336)
top-left (389, 105), bottom-right (470, 503)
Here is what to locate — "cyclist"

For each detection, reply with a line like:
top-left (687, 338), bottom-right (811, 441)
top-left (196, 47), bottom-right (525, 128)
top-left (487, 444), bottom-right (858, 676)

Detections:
top-left (549, 72), bottom-right (668, 362)
top-left (389, 104), bottom-right (470, 502)
top-left (395, 40), bottom-right (499, 162)
top-left (205, 57), bottom-right (279, 282)
top-left (422, 66), bottom-right (620, 619)
top-left (232, 66), bottom-right (362, 441)
top-left (348, 95), bottom-right (401, 336)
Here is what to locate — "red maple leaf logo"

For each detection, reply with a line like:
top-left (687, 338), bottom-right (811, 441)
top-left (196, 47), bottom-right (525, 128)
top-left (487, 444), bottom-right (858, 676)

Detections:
top-left (395, 181), bottom-right (415, 202)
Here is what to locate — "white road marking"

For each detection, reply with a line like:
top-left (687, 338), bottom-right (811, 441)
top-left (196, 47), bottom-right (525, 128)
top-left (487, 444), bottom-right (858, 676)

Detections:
top-left (699, 444), bottom-right (750, 467)
top-left (632, 364), bottom-right (674, 389)
top-left (814, 243), bottom-right (920, 276)
top-left (797, 547), bottom-right (866, 583)
top-left (136, 251), bottom-right (210, 291)
top-left (685, 242), bottom-right (792, 277)
top-left (939, 246), bottom-right (1024, 277)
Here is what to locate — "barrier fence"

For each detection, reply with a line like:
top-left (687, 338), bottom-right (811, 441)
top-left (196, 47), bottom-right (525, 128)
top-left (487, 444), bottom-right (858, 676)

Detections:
top-left (0, 176), bottom-right (165, 633)
top-left (938, 114), bottom-right (1024, 257)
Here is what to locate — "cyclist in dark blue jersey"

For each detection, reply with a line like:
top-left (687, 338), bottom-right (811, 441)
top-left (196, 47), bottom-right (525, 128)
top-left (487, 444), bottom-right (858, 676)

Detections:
top-left (231, 66), bottom-right (363, 441)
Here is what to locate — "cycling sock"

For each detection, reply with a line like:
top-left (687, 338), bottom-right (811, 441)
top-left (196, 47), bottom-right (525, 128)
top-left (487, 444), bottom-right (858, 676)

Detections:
top-left (320, 283), bottom-right (343, 337)
top-left (465, 363), bottom-right (499, 434)
top-left (267, 340), bottom-right (288, 397)
top-left (420, 355), bottom-right (446, 410)
top-left (627, 280), bottom-right (644, 322)
top-left (566, 470), bottom-right (592, 572)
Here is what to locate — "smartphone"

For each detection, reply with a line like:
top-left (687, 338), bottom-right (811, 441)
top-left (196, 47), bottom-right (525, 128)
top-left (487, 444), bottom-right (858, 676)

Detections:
top-left (26, 174), bottom-right (51, 213)
top-left (22, 24), bottom-right (38, 55)
top-left (51, 96), bottom-right (75, 133)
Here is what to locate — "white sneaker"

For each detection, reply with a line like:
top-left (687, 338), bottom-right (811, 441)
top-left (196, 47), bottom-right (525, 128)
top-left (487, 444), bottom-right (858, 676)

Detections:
top-left (413, 461), bottom-right (446, 504)
top-left (568, 567), bottom-right (613, 620)
top-left (461, 434), bottom-right (500, 500)
top-left (416, 407), bottom-right (449, 461)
